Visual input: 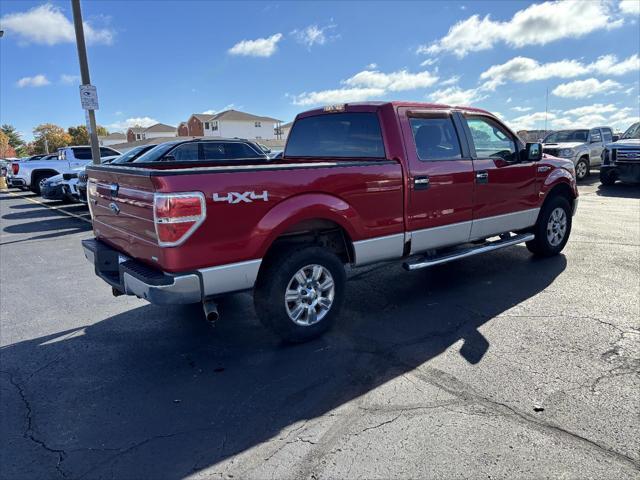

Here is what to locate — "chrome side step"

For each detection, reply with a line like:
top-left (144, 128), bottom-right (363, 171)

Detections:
top-left (403, 233), bottom-right (535, 271)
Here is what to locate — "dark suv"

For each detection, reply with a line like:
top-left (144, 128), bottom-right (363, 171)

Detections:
top-left (600, 122), bottom-right (640, 185)
top-left (130, 138), bottom-right (269, 164)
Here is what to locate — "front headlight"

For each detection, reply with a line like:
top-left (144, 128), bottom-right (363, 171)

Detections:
top-left (558, 148), bottom-right (575, 158)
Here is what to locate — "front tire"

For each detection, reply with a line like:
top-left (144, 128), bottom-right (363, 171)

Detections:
top-left (526, 196), bottom-right (572, 257)
top-left (254, 245), bottom-right (346, 343)
top-left (600, 168), bottom-right (617, 186)
top-left (30, 173), bottom-right (53, 195)
top-left (575, 157), bottom-right (590, 181)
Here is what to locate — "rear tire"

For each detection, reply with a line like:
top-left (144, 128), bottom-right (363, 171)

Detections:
top-left (575, 157), bottom-right (590, 181)
top-left (526, 196), bottom-right (572, 257)
top-left (254, 245), bottom-right (346, 343)
top-left (30, 173), bottom-right (53, 195)
top-left (600, 169), bottom-right (616, 186)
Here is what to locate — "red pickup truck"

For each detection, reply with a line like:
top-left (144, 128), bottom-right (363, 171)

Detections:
top-left (83, 102), bottom-right (578, 342)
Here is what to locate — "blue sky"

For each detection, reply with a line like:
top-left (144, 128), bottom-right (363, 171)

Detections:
top-left (1, 0), bottom-right (639, 140)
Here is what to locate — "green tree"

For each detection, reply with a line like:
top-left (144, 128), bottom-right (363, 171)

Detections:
top-left (32, 124), bottom-right (72, 154)
top-left (67, 125), bottom-right (110, 145)
top-left (1, 124), bottom-right (25, 150)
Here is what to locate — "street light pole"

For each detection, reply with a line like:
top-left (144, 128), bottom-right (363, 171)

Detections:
top-left (71, 0), bottom-right (101, 165)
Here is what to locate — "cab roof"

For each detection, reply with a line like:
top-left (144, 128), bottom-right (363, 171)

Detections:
top-left (297, 101), bottom-right (494, 119)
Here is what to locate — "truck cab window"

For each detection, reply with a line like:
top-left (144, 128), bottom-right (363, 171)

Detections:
top-left (72, 147), bottom-right (93, 160)
top-left (410, 117), bottom-right (462, 161)
top-left (285, 112), bottom-right (385, 158)
top-left (466, 117), bottom-right (517, 161)
top-left (590, 129), bottom-right (602, 143)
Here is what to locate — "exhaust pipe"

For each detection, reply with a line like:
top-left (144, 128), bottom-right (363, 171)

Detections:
top-left (203, 300), bottom-right (219, 323)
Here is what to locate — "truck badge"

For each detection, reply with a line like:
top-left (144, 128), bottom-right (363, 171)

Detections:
top-left (213, 191), bottom-right (269, 204)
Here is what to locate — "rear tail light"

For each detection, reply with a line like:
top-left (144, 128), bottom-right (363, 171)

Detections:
top-left (153, 192), bottom-right (206, 247)
top-left (11, 163), bottom-right (19, 175)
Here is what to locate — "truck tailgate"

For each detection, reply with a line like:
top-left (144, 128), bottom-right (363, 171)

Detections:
top-left (87, 167), bottom-right (161, 265)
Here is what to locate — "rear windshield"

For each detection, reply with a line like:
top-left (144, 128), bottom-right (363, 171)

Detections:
top-left (285, 112), bottom-right (385, 158)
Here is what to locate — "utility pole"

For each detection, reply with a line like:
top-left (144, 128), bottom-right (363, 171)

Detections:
top-left (71, 0), bottom-right (101, 165)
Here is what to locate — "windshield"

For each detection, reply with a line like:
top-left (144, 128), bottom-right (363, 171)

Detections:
top-left (621, 122), bottom-right (640, 140)
top-left (111, 145), bottom-right (156, 164)
top-left (132, 142), bottom-right (181, 163)
top-left (544, 130), bottom-right (589, 143)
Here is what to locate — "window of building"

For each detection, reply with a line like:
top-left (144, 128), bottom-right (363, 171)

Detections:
top-left (255, 121), bottom-right (262, 128)
top-left (205, 122), bottom-right (210, 130)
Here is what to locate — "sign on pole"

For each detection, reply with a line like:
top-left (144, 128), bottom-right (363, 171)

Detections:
top-left (79, 84), bottom-right (99, 110)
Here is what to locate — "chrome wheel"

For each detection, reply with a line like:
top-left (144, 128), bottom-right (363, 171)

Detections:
top-left (576, 160), bottom-right (588, 180)
top-left (546, 207), bottom-right (567, 246)
top-left (39, 177), bottom-right (50, 189)
top-left (284, 264), bottom-right (335, 326)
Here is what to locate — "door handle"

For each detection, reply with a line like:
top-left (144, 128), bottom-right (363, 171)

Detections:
top-left (414, 176), bottom-right (430, 190)
top-left (475, 171), bottom-right (489, 184)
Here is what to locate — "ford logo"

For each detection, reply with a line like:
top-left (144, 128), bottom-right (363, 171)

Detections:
top-left (109, 202), bottom-right (120, 214)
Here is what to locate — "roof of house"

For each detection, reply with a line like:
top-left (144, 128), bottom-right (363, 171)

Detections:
top-left (281, 121), bottom-right (293, 128)
top-left (98, 132), bottom-right (126, 140)
top-left (144, 123), bottom-right (176, 133)
top-left (127, 127), bottom-right (147, 134)
top-left (211, 109), bottom-right (282, 123)
top-left (190, 114), bottom-right (215, 122)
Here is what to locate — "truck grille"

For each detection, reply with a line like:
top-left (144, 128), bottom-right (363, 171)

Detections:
top-left (614, 149), bottom-right (640, 162)
top-left (543, 148), bottom-right (559, 157)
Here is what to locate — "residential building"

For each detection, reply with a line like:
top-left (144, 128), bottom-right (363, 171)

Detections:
top-left (184, 110), bottom-right (282, 140)
top-left (277, 121), bottom-right (293, 140)
top-left (99, 132), bottom-right (126, 146)
top-left (126, 127), bottom-right (147, 143)
top-left (143, 123), bottom-right (177, 139)
top-left (177, 122), bottom-right (189, 137)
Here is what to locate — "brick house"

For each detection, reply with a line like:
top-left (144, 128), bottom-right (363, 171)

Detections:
top-left (186, 114), bottom-right (214, 137)
top-left (126, 127), bottom-right (146, 143)
top-left (177, 122), bottom-right (189, 137)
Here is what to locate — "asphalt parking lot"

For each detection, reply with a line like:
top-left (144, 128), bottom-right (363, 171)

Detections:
top-left (1, 177), bottom-right (639, 480)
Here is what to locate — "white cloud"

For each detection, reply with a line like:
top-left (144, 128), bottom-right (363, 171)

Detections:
top-left (106, 116), bottom-right (158, 132)
top-left (291, 23), bottom-right (337, 48)
top-left (563, 103), bottom-right (618, 117)
top-left (480, 54), bottom-right (639, 90)
top-left (366, 63), bottom-right (378, 70)
top-left (228, 33), bottom-right (282, 57)
top-left (620, 0), bottom-right (640, 15)
top-left (552, 78), bottom-right (622, 98)
top-left (0, 3), bottom-right (114, 46)
top-left (507, 97), bottom-right (512, 103)
top-left (509, 112), bottom-right (557, 131)
top-left (418, 0), bottom-right (621, 58)
top-left (60, 74), bottom-right (80, 85)
top-left (344, 69), bottom-right (439, 91)
top-left (291, 88), bottom-right (385, 106)
top-left (439, 75), bottom-right (460, 86)
top-left (420, 58), bottom-right (437, 67)
top-left (511, 106), bottom-right (532, 112)
top-left (428, 86), bottom-right (487, 105)
top-left (16, 74), bottom-right (50, 88)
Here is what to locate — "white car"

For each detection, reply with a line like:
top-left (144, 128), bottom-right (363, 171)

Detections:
top-left (41, 167), bottom-right (84, 202)
top-left (9, 146), bottom-right (120, 194)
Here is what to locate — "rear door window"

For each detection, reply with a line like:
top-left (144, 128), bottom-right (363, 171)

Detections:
top-left (202, 142), bottom-right (264, 160)
top-left (169, 143), bottom-right (199, 161)
top-left (602, 128), bottom-right (613, 142)
top-left (285, 112), bottom-right (385, 158)
top-left (409, 116), bottom-right (462, 161)
top-left (72, 147), bottom-right (93, 160)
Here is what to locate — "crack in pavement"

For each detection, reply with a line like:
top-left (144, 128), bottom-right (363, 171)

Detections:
top-left (1, 371), bottom-right (68, 479)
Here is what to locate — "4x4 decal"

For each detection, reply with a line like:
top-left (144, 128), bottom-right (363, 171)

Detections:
top-left (213, 191), bottom-right (269, 204)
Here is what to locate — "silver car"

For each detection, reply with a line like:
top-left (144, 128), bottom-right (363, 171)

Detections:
top-left (542, 127), bottom-right (613, 180)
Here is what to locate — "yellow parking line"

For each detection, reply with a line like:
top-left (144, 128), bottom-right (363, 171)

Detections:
top-left (4, 190), bottom-right (92, 224)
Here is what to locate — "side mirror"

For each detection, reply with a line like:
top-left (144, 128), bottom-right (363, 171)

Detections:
top-left (163, 154), bottom-right (176, 162)
top-left (612, 135), bottom-right (620, 142)
top-left (525, 142), bottom-right (542, 162)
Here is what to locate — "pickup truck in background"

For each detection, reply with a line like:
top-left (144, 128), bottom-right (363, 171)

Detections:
top-left (10, 145), bottom-right (120, 194)
top-left (83, 102), bottom-right (578, 342)
top-left (600, 122), bottom-right (640, 185)
top-left (542, 127), bottom-right (613, 180)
